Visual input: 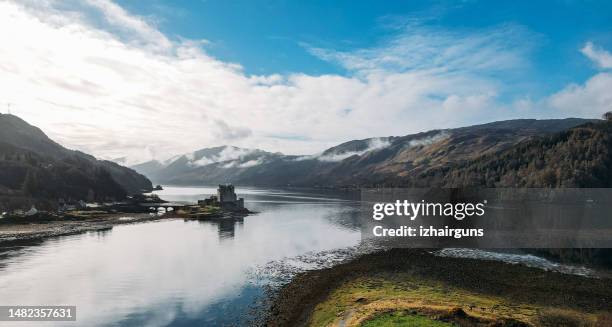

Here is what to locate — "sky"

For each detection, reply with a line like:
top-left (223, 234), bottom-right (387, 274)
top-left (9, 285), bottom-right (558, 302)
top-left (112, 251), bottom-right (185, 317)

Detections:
top-left (1, 0), bottom-right (611, 164)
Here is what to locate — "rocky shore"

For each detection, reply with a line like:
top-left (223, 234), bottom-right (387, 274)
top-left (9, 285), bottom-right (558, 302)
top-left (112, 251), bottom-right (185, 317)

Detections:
top-left (266, 248), bottom-right (612, 327)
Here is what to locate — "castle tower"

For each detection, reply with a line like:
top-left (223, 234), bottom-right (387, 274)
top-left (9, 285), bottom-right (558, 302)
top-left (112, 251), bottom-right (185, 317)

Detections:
top-left (217, 184), bottom-right (237, 203)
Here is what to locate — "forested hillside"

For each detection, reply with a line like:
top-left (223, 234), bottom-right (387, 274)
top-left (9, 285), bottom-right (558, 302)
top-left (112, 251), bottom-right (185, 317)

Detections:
top-left (400, 121), bottom-right (612, 188)
top-left (0, 114), bottom-right (152, 210)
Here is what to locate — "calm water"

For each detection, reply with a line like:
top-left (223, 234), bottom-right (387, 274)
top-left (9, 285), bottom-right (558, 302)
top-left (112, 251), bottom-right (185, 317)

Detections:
top-left (1, 187), bottom-right (602, 327)
top-left (0, 187), bottom-right (362, 326)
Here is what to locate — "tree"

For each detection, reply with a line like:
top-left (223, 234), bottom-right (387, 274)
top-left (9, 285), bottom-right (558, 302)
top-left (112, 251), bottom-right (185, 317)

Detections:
top-left (603, 111), bottom-right (612, 121)
top-left (22, 170), bottom-right (39, 195)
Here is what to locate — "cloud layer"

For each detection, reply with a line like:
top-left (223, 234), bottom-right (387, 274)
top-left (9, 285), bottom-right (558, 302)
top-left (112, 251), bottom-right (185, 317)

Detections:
top-left (190, 146), bottom-right (261, 167)
top-left (1, 1), bottom-right (611, 165)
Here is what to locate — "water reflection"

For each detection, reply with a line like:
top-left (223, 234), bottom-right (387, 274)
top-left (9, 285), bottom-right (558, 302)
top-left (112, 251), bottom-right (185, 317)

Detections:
top-left (0, 187), bottom-right (362, 326)
top-left (90, 227), bottom-right (113, 239)
top-left (191, 217), bottom-right (244, 240)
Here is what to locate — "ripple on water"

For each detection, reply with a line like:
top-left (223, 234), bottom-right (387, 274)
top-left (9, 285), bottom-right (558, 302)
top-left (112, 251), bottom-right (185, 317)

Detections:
top-left (249, 242), bottom-right (382, 286)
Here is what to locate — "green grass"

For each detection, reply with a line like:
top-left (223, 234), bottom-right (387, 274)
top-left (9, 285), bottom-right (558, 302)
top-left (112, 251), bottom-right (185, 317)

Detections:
top-left (308, 274), bottom-right (512, 326)
top-left (361, 311), bottom-right (454, 327)
top-left (307, 273), bottom-right (600, 326)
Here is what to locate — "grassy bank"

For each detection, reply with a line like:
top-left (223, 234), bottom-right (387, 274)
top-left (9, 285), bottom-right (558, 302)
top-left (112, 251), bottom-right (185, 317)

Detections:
top-left (266, 249), bottom-right (612, 327)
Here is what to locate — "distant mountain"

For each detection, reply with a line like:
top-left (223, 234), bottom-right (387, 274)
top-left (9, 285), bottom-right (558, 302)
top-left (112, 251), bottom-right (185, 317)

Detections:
top-left (0, 114), bottom-right (152, 209)
top-left (133, 146), bottom-right (286, 185)
top-left (131, 160), bottom-right (165, 180)
top-left (133, 118), bottom-right (596, 187)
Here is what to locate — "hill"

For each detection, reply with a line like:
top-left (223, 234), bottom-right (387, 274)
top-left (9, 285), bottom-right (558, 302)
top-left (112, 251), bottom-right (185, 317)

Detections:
top-left (0, 114), bottom-right (152, 209)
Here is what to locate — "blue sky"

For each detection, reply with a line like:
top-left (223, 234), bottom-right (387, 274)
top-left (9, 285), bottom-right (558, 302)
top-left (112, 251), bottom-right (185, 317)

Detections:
top-left (116, 0), bottom-right (612, 93)
top-left (2, 0), bottom-right (612, 163)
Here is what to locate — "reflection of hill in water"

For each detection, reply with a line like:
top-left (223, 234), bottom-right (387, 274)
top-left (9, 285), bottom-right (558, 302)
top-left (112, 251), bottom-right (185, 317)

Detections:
top-left (0, 227), bottom-right (116, 270)
top-left (0, 238), bottom-right (46, 270)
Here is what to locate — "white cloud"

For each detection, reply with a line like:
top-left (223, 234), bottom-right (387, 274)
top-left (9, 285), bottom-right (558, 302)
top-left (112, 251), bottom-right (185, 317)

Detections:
top-left (1, 1), bottom-right (609, 166)
top-left (505, 42), bottom-right (612, 119)
top-left (83, 0), bottom-right (172, 51)
top-left (222, 158), bottom-right (264, 169)
top-left (191, 157), bottom-right (213, 166)
top-left (581, 42), bottom-right (612, 69)
top-left (190, 146), bottom-right (260, 167)
top-left (318, 138), bottom-right (391, 162)
top-left (408, 132), bottom-right (450, 147)
top-left (547, 73), bottom-right (612, 117)
top-left (237, 158), bottom-right (264, 168)
top-left (313, 133), bottom-right (449, 163)
top-left (306, 24), bottom-right (534, 75)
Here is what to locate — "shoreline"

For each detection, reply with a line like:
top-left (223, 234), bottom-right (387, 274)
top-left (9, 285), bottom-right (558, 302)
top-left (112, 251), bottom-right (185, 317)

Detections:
top-left (0, 210), bottom-right (253, 244)
top-left (0, 213), bottom-right (175, 244)
top-left (266, 248), bottom-right (612, 327)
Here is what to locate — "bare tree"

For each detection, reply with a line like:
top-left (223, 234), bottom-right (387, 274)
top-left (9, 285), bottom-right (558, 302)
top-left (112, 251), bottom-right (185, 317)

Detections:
top-left (603, 111), bottom-right (612, 121)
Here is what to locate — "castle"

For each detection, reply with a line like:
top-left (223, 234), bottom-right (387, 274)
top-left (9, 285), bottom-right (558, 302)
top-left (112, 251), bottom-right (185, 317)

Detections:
top-left (198, 184), bottom-right (244, 209)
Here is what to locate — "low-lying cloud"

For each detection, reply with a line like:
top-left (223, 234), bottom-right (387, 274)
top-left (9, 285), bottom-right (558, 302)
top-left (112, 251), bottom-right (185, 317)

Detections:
top-left (317, 138), bottom-right (391, 162)
top-left (222, 158), bottom-right (265, 169)
top-left (408, 132), bottom-right (450, 147)
top-left (189, 146), bottom-right (260, 167)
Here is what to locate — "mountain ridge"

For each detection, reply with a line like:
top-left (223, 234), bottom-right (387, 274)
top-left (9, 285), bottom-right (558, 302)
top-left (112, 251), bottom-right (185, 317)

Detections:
top-left (132, 118), bottom-right (598, 187)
